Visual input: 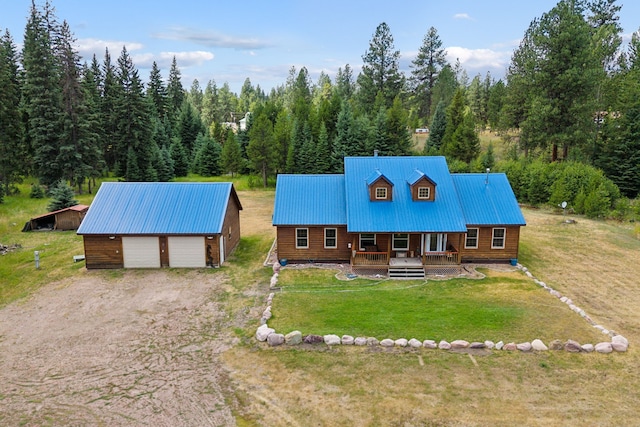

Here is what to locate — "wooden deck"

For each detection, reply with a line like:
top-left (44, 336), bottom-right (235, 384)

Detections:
top-left (352, 251), bottom-right (459, 267)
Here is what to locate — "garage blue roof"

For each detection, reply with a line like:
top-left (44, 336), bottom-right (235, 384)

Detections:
top-left (452, 174), bottom-right (527, 226)
top-left (273, 175), bottom-right (346, 225)
top-left (77, 182), bottom-right (241, 235)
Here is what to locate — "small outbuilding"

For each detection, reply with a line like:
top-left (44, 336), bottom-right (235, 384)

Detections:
top-left (24, 204), bottom-right (89, 231)
top-left (77, 182), bottom-right (242, 269)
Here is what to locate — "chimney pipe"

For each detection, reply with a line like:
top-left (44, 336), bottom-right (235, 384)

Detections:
top-left (374, 149), bottom-right (378, 157)
top-left (485, 168), bottom-right (490, 185)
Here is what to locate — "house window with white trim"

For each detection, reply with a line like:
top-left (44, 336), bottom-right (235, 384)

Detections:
top-left (375, 187), bottom-right (387, 199)
top-left (418, 187), bottom-right (430, 199)
top-left (492, 228), bottom-right (506, 249)
top-left (324, 228), bottom-right (337, 248)
top-left (392, 233), bottom-right (409, 250)
top-left (296, 228), bottom-right (309, 248)
top-left (359, 233), bottom-right (376, 251)
top-left (465, 228), bottom-right (479, 249)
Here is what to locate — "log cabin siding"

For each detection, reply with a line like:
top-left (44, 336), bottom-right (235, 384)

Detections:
top-left (410, 177), bottom-right (436, 201)
top-left (368, 179), bottom-right (394, 201)
top-left (459, 226), bottom-right (520, 262)
top-left (221, 193), bottom-right (242, 259)
top-left (277, 226), bottom-right (350, 262)
top-left (83, 235), bottom-right (124, 269)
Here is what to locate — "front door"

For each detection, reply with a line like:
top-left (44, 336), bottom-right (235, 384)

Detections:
top-left (422, 233), bottom-right (447, 253)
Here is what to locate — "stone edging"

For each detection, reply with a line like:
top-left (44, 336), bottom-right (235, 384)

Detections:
top-left (256, 264), bottom-right (629, 354)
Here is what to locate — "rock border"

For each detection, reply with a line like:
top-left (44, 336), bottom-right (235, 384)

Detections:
top-left (258, 263), bottom-right (629, 354)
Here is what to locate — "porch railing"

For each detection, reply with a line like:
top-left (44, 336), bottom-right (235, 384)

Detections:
top-left (352, 251), bottom-right (389, 266)
top-left (422, 251), bottom-right (459, 265)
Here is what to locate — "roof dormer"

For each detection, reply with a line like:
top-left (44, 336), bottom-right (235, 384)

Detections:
top-left (366, 169), bottom-right (393, 201)
top-left (407, 169), bottom-right (436, 201)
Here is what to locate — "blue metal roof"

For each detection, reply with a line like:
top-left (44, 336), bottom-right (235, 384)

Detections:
top-left (344, 156), bottom-right (468, 233)
top-left (452, 174), bottom-right (527, 226)
top-left (272, 175), bottom-right (347, 225)
top-left (77, 182), bottom-right (241, 235)
top-left (406, 169), bottom-right (425, 186)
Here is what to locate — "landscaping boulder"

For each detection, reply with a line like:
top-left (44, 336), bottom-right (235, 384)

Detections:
top-left (438, 340), bottom-right (451, 350)
top-left (495, 341), bottom-right (504, 350)
top-left (341, 335), bottom-right (355, 345)
top-left (469, 342), bottom-right (486, 349)
top-left (303, 334), bottom-right (324, 344)
top-left (549, 339), bottom-right (564, 351)
top-left (262, 308), bottom-right (272, 320)
top-left (256, 324), bottom-right (274, 342)
top-left (380, 339), bottom-right (395, 348)
top-left (285, 330), bottom-right (303, 345)
top-left (516, 342), bottom-right (532, 352)
top-left (367, 337), bottom-right (380, 346)
top-left (324, 334), bottom-right (341, 346)
top-left (450, 340), bottom-right (470, 349)
top-left (272, 262), bottom-right (281, 273)
top-left (408, 338), bottom-right (422, 348)
top-left (595, 342), bottom-right (613, 354)
top-left (612, 335), bottom-right (629, 347)
top-left (270, 276), bottom-right (278, 288)
top-left (611, 341), bottom-right (628, 352)
top-left (394, 338), bottom-right (408, 347)
top-left (581, 343), bottom-right (594, 353)
top-left (503, 342), bottom-right (517, 351)
top-left (423, 340), bottom-right (437, 349)
top-left (564, 340), bottom-right (582, 353)
top-left (267, 333), bottom-right (285, 346)
top-left (531, 339), bottom-right (548, 351)
top-left (484, 340), bottom-right (495, 350)
top-left (354, 337), bottom-right (367, 346)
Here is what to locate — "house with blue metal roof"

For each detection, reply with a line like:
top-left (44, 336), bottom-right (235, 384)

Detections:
top-left (78, 182), bottom-right (242, 269)
top-left (273, 156), bottom-right (525, 277)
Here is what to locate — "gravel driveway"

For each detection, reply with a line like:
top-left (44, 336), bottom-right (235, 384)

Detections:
top-left (0, 270), bottom-right (237, 426)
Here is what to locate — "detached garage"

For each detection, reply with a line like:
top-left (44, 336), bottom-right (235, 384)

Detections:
top-left (77, 182), bottom-right (242, 269)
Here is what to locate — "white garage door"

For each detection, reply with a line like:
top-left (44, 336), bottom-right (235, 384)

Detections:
top-left (122, 237), bottom-right (160, 268)
top-left (168, 236), bottom-right (206, 268)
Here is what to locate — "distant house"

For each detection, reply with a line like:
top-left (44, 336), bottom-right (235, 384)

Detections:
top-left (24, 204), bottom-right (89, 231)
top-left (77, 182), bottom-right (242, 269)
top-left (273, 156), bottom-right (526, 278)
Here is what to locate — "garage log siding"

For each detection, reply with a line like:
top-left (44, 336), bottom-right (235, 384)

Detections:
top-left (83, 235), bottom-right (124, 269)
top-left (277, 226), bottom-right (350, 262)
top-left (459, 226), bottom-right (520, 262)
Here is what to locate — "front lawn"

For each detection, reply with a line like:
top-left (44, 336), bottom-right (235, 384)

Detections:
top-left (269, 268), bottom-right (602, 343)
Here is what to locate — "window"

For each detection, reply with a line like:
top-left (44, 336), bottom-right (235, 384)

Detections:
top-left (324, 228), bottom-right (337, 248)
top-left (375, 187), bottom-right (387, 199)
top-left (465, 228), bottom-right (478, 249)
top-left (492, 228), bottom-right (506, 249)
top-left (392, 233), bottom-right (409, 250)
top-left (296, 228), bottom-right (309, 249)
top-left (359, 233), bottom-right (376, 251)
top-left (418, 187), bottom-right (430, 199)
top-left (424, 233), bottom-right (447, 252)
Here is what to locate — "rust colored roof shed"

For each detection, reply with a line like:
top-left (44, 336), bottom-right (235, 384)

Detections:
top-left (25, 204), bottom-right (89, 231)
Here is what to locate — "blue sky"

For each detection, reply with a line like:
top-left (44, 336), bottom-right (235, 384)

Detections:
top-left (2, 0), bottom-right (639, 93)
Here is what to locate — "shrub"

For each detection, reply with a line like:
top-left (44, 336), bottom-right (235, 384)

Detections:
top-left (47, 180), bottom-right (78, 212)
top-left (30, 183), bottom-right (45, 199)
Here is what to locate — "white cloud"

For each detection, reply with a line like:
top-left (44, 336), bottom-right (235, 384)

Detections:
top-left (454, 13), bottom-right (473, 21)
top-left (446, 46), bottom-right (511, 70)
top-left (76, 38), bottom-right (143, 59)
top-left (133, 51), bottom-right (215, 69)
top-left (155, 26), bottom-right (272, 50)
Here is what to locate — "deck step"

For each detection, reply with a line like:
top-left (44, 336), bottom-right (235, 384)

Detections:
top-left (388, 267), bottom-right (425, 279)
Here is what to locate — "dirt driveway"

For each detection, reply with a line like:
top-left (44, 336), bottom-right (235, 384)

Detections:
top-left (0, 270), bottom-right (238, 426)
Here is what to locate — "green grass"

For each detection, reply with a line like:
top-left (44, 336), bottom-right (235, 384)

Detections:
top-left (269, 268), bottom-right (602, 342)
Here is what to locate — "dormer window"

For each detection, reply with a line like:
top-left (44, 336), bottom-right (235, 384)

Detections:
top-left (375, 187), bottom-right (387, 199)
top-left (418, 187), bottom-right (430, 199)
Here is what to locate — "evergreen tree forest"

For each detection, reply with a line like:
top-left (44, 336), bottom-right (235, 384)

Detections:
top-left (1, 0), bottom-right (640, 217)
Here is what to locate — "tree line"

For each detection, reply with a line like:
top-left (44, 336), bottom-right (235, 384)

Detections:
top-left (1, 0), bottom-right (639, 208)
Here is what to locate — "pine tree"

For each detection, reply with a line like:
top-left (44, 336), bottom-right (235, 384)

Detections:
top-left (356, 22), bottom-right (405, 114)
top-left (177, 99), bottom-right (204, 155)
top-left (22, 1), bottom-right (63, 186)
top-left (78, 62), bottom-right (105, 193)
top-left (47, 180), bottom-right (78, 211)
top-left (167, 56), bottom-right (184, 123)
top-left (170, 138), bottom-right (189, 177)
top-left (247, 111), bottom-right (275, 187)
top-left (425, 101), bottom-right (446, 154)
top-left (441, 88), bottom-right (480, 163)
top-left (331, 101), bottom-right (356, 172)
top-left (372, 106), bottom-right (391, 155)
top-left (147, 61), bottom-right (167, 119)
top-left (220, 129), bottom-right (243, 177)
top-left (273, 109), bottom-right (292, 174)
top-left (188, 78), bottom-right (203, 116)
top-left (201, 79), bottom-right (218, 130)
top-left (315, 123), bottom-right (331, 173)
top-left (410, 26), bottom-right (448, 121)
top-left (0, 29), bottom-right (25, 197)
top-left (194, 134), bottom-right (222, 176)
top-left (101, 48), bottom-right (118, 171)
top-left (386, 96), bottom-right (412, 155)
